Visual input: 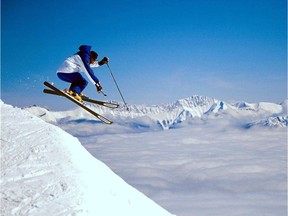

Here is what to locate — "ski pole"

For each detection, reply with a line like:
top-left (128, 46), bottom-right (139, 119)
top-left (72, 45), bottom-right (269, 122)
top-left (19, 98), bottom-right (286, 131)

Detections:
top-left (99, 90), bottom-right (107, 97)
top-left (107, 63), bottom-right (129, 111)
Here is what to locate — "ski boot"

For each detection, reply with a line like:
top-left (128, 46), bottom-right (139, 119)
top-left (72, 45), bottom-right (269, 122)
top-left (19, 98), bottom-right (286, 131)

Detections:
top-left (79, 92), bottom-right (86, 98)
top-left (68, 90), bottom-right (83, 102)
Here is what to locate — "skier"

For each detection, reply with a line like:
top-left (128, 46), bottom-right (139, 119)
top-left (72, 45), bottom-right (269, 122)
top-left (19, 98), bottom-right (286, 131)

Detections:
top-left (56, 45), bottom-right (109, 101)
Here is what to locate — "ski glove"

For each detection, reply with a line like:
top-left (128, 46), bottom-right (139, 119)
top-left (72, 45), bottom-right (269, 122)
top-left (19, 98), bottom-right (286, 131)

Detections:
top-left (95, 82), bottom-right (103, 92)
top-left (98, 57), bottom-right (109, 65)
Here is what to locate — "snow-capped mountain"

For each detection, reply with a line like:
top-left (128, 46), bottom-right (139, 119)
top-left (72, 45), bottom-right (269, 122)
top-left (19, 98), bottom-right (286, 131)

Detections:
top-left (1, 101), bottom-right (174, 216)
top-left (246, 115), bottom-right (288, 128)
top-left (25, 95), bottom-right (287, 130)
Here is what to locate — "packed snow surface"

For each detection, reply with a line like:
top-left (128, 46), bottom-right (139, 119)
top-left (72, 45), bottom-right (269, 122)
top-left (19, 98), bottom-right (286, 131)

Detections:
top-left (0, 101), bottom-right (174, 216)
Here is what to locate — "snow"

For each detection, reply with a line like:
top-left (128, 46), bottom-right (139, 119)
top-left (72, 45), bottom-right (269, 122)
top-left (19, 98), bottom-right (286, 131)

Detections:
top-left (25, 95), bottom-right (287, 131)
top-left (2, 94), bottom-right (287, 216)
top-left (0, 101), bottom-right (174, 216)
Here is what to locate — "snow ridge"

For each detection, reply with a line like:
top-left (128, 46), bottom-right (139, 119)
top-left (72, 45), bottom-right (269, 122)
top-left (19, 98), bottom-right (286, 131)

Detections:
top-left (246, 116), bottom-right (288, 128)
top-left (25, 95), bottom-right (287, 129)
top-left (1, 101), bottom-right (174, 216)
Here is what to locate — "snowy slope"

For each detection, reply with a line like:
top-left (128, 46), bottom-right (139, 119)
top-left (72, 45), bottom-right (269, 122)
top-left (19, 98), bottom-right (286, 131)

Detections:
top-left (0, 101), bottom-right (174, 216)
top-left (25, 95), bottom-right (287, 130)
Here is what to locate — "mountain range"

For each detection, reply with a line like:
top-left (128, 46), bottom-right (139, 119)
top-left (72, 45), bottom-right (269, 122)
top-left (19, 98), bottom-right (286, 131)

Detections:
top-left (25, 95), bottom-right (287, 130)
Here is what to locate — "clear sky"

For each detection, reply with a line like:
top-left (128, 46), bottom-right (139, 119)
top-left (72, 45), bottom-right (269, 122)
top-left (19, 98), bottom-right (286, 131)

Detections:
top-left (1, 0), bottom-right (287, 110)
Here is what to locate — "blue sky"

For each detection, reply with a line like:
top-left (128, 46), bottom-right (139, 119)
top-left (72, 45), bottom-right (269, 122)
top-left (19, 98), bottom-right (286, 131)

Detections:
top-left (2, 0), bottom-right (287, 110)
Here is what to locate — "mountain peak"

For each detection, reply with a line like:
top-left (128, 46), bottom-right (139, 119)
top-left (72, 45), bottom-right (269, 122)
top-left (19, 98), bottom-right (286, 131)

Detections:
top-left (23, 95), bottom-right (287, 130)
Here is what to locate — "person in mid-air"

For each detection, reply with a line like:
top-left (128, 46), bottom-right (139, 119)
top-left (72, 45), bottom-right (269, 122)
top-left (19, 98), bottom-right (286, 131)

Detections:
top-left (56, 45), bottom-right (109, 101)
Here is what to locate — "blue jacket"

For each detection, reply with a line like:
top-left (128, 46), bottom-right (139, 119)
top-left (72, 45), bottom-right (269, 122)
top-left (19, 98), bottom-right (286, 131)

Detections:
top-left (57, 45), bottom-right (100, 85)
top-left (77, 45), bottom-right (99, 84)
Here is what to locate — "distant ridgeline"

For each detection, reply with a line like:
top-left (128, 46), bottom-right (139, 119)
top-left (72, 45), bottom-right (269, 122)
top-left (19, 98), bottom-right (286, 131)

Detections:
top-left (24, 96), bottom-right (287, 130)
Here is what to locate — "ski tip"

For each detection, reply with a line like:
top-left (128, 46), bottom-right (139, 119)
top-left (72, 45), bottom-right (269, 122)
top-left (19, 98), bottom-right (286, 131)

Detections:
top-left (44, 81), bottom-right (55, 86)
top-left (95, 114), bottom-right (113, 124)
